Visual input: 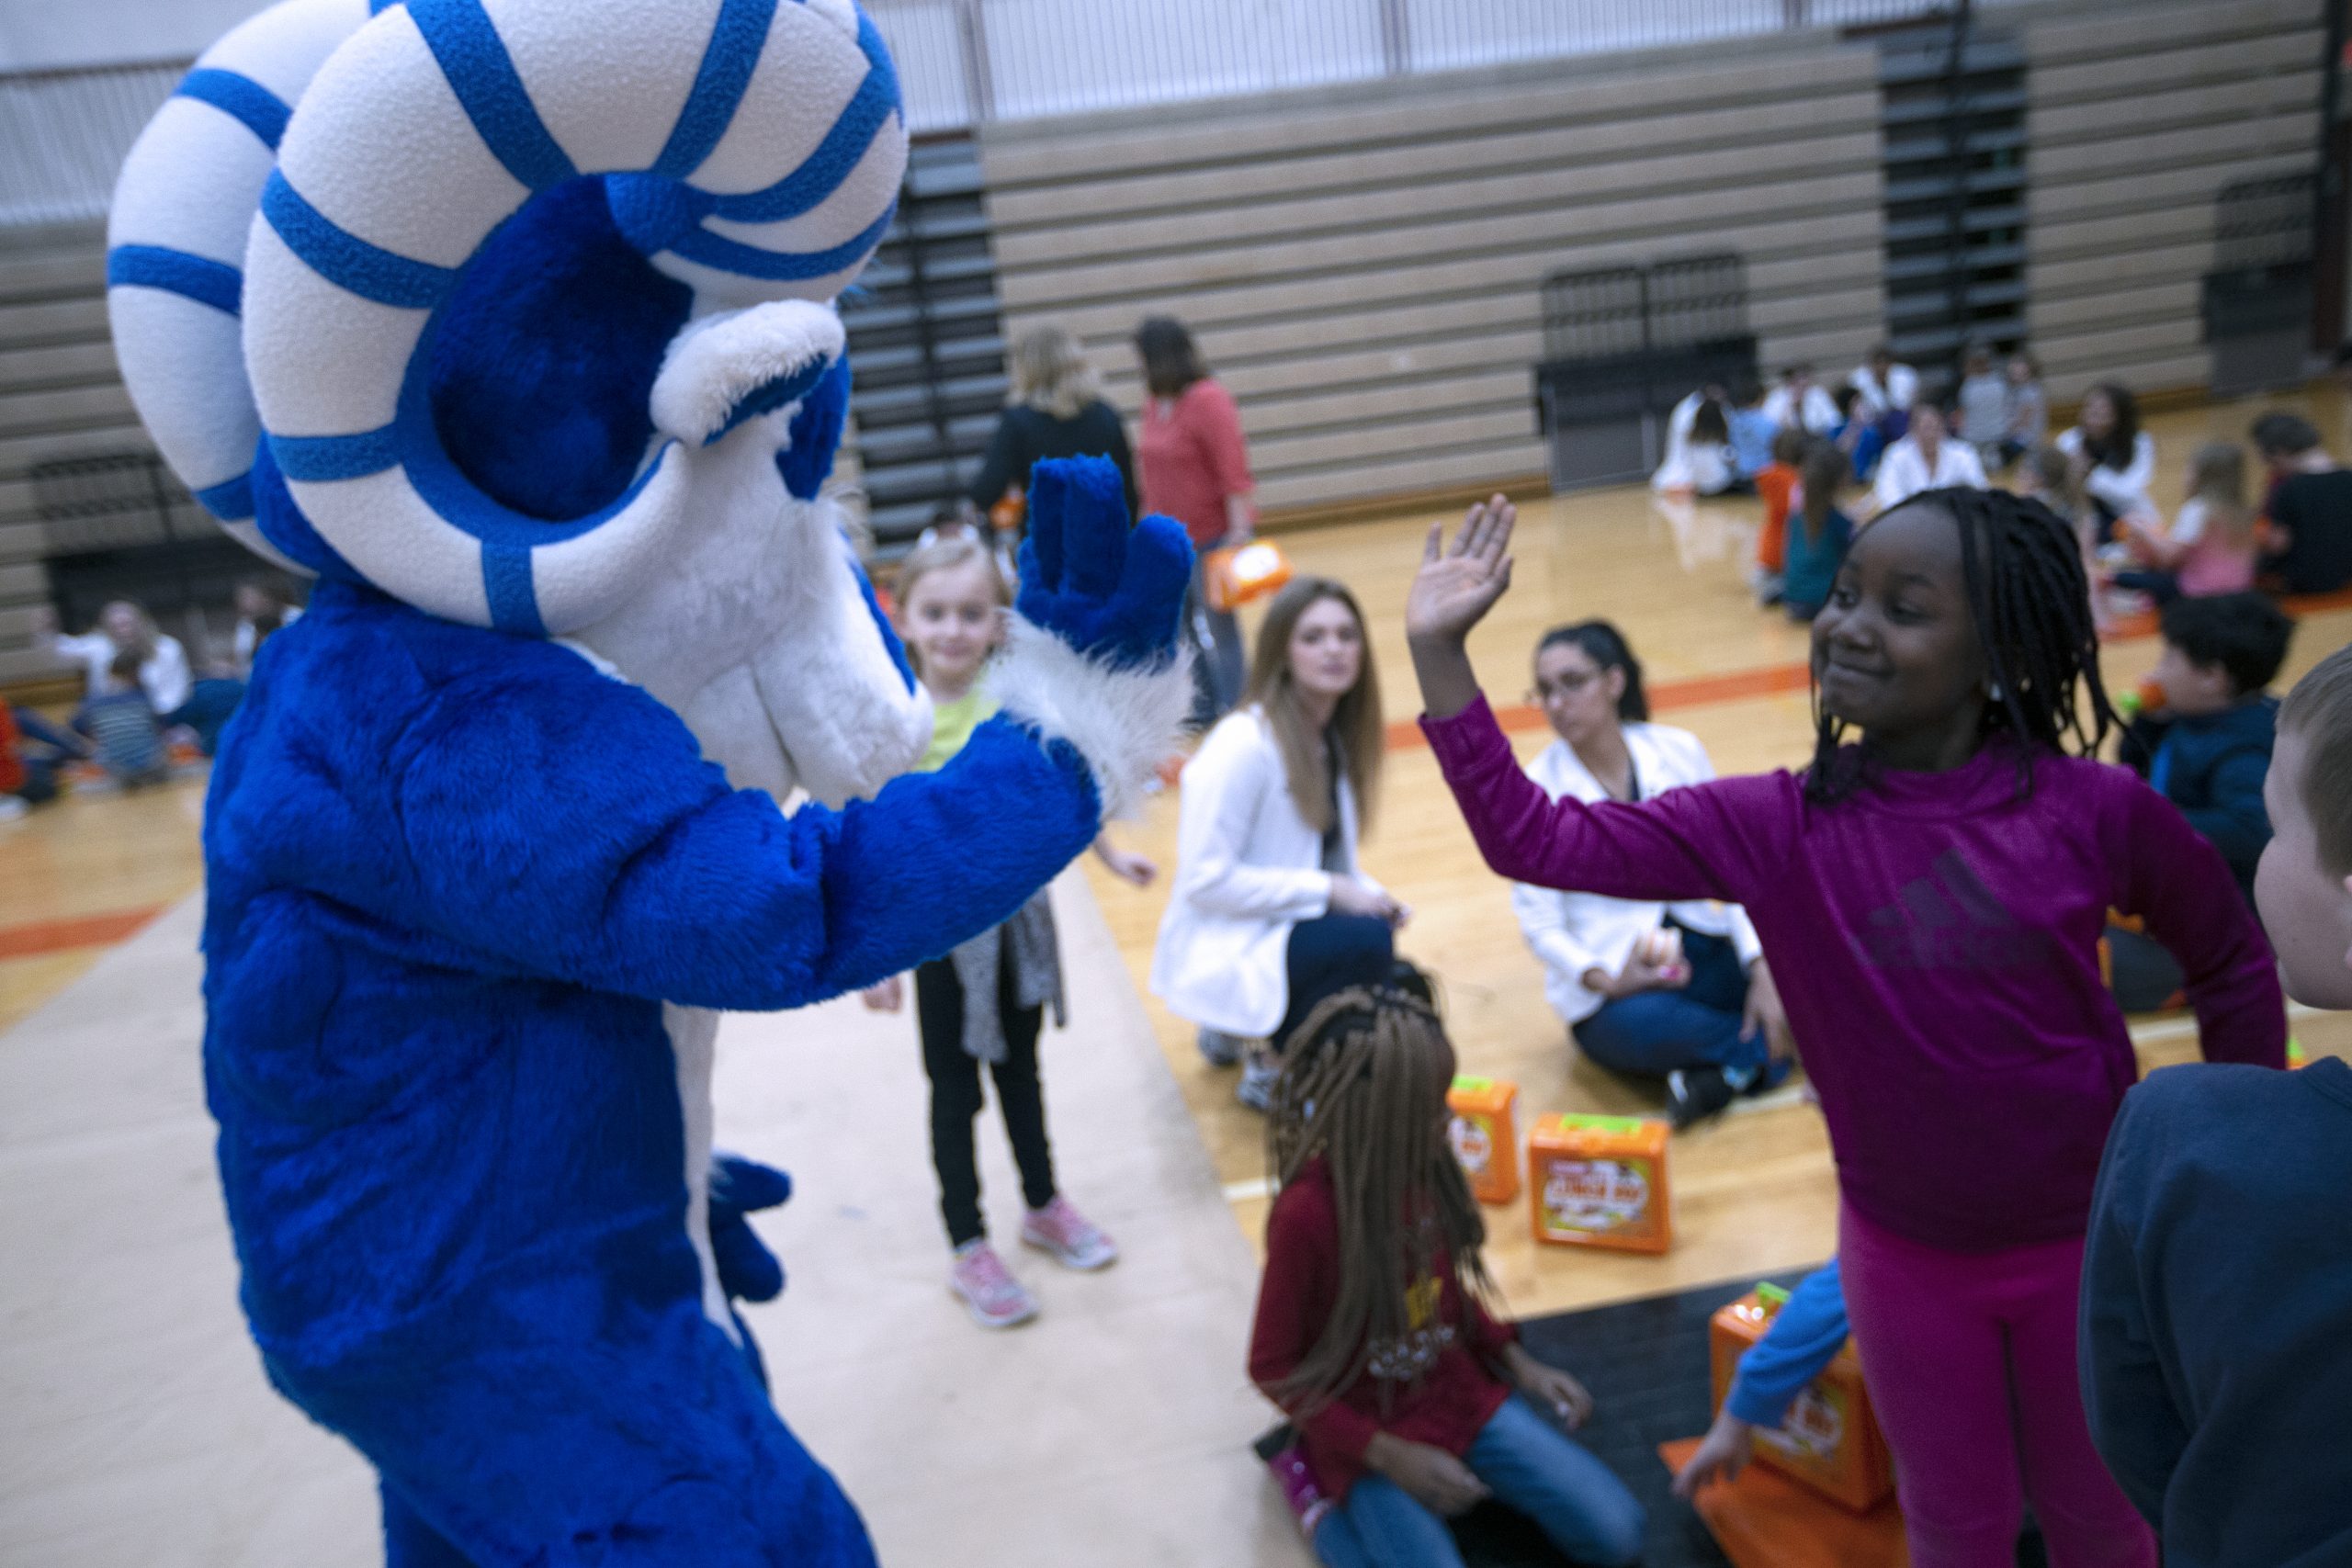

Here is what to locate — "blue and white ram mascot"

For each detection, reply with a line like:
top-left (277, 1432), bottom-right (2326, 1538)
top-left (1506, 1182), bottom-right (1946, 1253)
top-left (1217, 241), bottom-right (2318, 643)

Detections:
top-left (105, 0), bottom-right (1192, 1561)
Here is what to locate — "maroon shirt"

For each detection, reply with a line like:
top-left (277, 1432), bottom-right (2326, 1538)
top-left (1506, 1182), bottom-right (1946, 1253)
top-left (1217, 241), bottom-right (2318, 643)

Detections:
top-left (1136, 378), bottom-right (1255, 547)
top-left (1248, 1156), bottom-right (1518, 1500)
top-left (1423, 696), bottom-right (2283, 1254)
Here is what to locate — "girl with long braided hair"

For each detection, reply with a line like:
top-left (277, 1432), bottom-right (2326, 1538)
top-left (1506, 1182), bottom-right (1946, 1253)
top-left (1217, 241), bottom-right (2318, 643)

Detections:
top-left (1407, 490), bottom-right (2285, 1568)
top-left (1248, 979), bottom-right (1645, 1568)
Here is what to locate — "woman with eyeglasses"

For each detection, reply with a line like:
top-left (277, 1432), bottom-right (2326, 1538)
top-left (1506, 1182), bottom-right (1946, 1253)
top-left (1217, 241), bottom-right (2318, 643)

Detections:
top-left (1509, 622), bottom-right (1792, 1127)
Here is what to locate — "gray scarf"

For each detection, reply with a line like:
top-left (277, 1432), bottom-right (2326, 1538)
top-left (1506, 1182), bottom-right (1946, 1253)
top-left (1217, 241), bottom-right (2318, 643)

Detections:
top-left (948, 889), bottom-right (1065, 1062)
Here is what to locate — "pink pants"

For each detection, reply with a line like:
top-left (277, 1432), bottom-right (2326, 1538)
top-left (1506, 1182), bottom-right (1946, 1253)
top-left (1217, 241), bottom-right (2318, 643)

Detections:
top-left (1838, 1204), bottom-right (2154, 1568)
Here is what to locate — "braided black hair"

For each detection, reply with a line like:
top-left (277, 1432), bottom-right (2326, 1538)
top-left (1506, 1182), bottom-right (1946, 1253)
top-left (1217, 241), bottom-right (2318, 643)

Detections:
top-left (1805, 486), bottom-right (2116, 804)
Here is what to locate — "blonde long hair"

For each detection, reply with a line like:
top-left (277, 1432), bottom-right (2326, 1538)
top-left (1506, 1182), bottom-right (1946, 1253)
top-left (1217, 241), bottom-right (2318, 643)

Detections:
top-left (1245, 577), bottom-right (1384, 837)
top-left (1264, 985), bottom-right (1496, 1416)
top-left (1011, 324), bottom-right (1102, 422)
top-left (2184, 441), bottom-right (2256, 547)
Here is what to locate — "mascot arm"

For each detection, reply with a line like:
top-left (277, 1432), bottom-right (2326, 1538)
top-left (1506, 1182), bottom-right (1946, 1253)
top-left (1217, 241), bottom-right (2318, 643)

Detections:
top-left (368, 454), bottom-right (1190, 1008)
top-left (380, 666), bottom-right (1100, 1008)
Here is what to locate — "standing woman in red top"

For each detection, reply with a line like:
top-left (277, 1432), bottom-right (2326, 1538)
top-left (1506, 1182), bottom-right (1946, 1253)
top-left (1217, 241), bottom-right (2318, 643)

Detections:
top-left (1249, 981), bottom-right (1645, 1568)
top-left (1134, 315), bottom-right (1258, 722)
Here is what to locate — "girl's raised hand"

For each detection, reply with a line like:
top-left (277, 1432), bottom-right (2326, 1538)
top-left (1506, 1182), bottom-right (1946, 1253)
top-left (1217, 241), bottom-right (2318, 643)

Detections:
top-left (1406, 496), bottom-right (1517, 649)
top-left (859, 976), bottom-right (904, 1012)
top-left (1407, 495), bottom-right (1516, 720)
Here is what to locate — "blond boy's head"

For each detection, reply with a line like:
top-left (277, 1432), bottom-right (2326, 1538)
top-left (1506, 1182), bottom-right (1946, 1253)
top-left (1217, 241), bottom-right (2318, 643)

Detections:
top-left (2260, 643), bottom-right (2352, 1008)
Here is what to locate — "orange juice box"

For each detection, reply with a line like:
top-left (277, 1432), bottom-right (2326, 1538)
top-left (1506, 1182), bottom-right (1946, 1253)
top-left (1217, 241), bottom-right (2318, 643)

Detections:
top-left (1527, 1113), bottom-right (1670, 1253)
top-left (1446, 1076), bottom-right (1520, 1205)
top-left (1709, 1283), bottom-right (1895, 1512)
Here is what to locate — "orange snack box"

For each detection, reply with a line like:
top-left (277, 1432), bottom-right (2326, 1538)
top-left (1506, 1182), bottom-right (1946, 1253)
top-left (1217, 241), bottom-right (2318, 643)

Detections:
top-left (1204, 539), bottom-right (1294, 613)
top-left (1710, 1283), bottom-right (1895, 1513)
top-left (1446, 1076), bottom-right (1520, 1205)
top-left (1527, 1113), bottom-right (1670, 1254)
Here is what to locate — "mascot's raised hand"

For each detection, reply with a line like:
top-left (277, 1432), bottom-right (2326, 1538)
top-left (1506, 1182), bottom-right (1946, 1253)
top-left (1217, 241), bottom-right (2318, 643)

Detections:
top-left (103, 0), bottom-right (1192, 1562)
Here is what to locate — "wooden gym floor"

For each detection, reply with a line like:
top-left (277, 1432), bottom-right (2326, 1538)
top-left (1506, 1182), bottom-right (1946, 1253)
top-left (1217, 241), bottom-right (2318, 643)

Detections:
top-left (0, 389), bottom-right (2347, 1404)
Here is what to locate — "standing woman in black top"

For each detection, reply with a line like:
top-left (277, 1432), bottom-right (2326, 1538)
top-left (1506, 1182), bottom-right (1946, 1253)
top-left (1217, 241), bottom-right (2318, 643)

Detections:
top-left (968, 324), bottom-right (1137, 524)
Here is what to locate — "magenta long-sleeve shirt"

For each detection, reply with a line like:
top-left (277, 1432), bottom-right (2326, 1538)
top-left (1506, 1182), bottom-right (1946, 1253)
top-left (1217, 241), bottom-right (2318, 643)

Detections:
top-left (1423, 696), bottom-right (2284, 1253)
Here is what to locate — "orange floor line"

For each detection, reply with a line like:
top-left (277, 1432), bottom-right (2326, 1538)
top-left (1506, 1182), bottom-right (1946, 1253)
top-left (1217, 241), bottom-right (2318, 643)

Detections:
top-left (0, 906), bottom-right (167, 961)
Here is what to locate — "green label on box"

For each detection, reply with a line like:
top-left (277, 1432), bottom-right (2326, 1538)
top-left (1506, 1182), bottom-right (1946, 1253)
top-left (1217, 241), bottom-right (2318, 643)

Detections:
top-left (1453, 1076), bottom-right (1493, 1093)
top-left (1757, 1281), bottom-right (1792, 1311)
top-left (1554, 1114), bottom-right (1647, 1135)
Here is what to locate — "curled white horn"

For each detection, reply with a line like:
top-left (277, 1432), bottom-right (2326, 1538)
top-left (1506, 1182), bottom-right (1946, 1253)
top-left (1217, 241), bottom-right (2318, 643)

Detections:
top-left (106, 0), bottom-right (372, 570)
top-left (242, 0), bottom-right (907, 633)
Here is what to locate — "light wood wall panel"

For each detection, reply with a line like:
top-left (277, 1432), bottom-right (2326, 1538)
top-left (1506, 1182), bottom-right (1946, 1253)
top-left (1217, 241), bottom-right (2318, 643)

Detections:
top-left (2024, 0), bottom-right (2324, 402)
top-left (979, 30), bottom-right (1893, 515)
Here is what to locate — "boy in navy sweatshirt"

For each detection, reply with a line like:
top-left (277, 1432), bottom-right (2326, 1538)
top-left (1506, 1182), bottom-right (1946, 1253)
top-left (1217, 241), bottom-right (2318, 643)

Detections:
top-left (2108, 593), bottom-right (2292, 1009)
top-left (2083, 640), bottom-right (2352, 1567)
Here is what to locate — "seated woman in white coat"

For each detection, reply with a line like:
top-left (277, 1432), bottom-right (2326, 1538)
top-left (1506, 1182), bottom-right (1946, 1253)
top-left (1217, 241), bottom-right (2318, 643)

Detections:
top-left (1871, 401), bottom-right (1986, 513)
top-left (1510, 622), bottom-right (1792, 1128)
top-left (1152, 577), bottom-right (1405, 1110)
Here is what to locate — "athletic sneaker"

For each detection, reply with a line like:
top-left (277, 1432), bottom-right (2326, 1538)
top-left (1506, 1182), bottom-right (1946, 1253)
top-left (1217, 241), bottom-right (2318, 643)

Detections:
top-left (947, 1240), bottom-right (1038, 1328)
top-left (1196, 1027), bottom-right (1244, 1067)
top-left (1020, 1195), bottom-right (1118, 1270)
top-left (1667, 1066), bottom-right (1737, 1130)
top-left (1237, 1051), bottom-right (1281, 1112)
top-left (1264, 1438), bottom-right (1335, 1539)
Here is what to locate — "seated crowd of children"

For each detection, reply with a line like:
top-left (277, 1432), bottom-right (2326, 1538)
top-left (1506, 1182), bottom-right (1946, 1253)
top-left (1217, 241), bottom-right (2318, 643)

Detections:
top-left (1658, 349), bottom-right (2352, 645)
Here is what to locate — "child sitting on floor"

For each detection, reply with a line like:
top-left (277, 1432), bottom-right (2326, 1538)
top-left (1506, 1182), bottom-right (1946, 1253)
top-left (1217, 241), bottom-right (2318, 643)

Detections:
top-left (73, 649), bottom-right (167, 788)
top-left (860, 527), bottom-right (1148, 1328)
top-left (1751, 427), bottom-right (1809, 606)
top-left (1249, 979), bottom-right (1645, 1568)
top-left (2106, 592), bottom-right (2292, 1010)
top-left (1782, 439), bottom-right (1857, 622)
top-left (2083, 641), bottom-right (2352, 1566)
top-left (2111, 442), bottom-right (2260, 604)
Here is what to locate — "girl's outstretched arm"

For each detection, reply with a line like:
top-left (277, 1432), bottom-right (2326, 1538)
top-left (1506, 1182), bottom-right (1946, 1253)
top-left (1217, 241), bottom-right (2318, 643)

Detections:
top-left (1406, 501), bottom-right (1795, 906)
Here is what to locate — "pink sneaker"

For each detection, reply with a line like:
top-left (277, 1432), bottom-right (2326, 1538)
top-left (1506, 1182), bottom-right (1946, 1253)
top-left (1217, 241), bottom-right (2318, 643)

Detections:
top-left (948, 1240), bottom-right (1038, 1328)
top-left (1020, 1195), bottom-right (1118, 1271)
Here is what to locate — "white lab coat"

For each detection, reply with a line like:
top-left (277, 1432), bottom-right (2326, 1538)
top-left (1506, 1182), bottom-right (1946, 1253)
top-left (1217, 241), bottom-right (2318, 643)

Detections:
top-left (2056, 427), bottom-right (2157, 520)
top-left (1849, 362), bottom-right (1919, 420)
top-left (1763, 383), bottom-right (1840, 434)
top-left (51, 629), bottom-right (192, 714)
top-left (1872, 435), bottom-right (1987, 511)
top-left (1150, 705), bottom-right (1374, 1038)
top-left (1509, 727), bottom-right (1761, 1027)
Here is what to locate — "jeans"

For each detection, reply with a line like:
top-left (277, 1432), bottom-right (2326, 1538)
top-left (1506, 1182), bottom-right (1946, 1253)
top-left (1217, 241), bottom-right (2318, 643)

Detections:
top-left (2108, 568), bottom-right (2180, 606)
top-left (2105, 924), bottom-right (2184, 1012)
top-left (913, 948), bottom-right (1055, 1247)
top-left (1840, 1204), bottom-right (2154, 1568)
top-left (1572, 926), bottom-right (1765, 1082)
top-left (163, 676), bottom-right (247, 756)
top-left (1185, 540), bottom-right (1247, 726)
top-left (1276, 913), bottom-right (1396, 1051)
top-left (1311, 1397), bottom-right (1645, 1568)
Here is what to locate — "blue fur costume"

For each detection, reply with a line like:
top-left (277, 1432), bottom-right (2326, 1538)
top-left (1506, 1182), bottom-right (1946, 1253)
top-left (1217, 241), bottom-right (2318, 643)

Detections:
top-left (107, 2), bottom-right (1193, 1561)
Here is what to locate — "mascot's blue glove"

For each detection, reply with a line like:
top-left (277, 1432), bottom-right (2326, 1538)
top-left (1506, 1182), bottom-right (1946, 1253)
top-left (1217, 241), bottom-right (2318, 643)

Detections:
top-left (708, 1155), bottom-right (794, 1305)
top-left (1015, 456), bottom-right (1193, 670)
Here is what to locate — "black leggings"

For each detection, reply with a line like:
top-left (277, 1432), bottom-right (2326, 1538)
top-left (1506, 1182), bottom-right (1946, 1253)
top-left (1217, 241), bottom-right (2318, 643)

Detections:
top-left (914, 950), bottom-right (1056, 1247)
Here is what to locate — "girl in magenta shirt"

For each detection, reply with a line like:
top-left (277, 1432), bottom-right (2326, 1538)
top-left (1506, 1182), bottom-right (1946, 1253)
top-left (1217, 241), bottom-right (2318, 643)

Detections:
top-left (1404, 488), bottom-right (2283, 1568)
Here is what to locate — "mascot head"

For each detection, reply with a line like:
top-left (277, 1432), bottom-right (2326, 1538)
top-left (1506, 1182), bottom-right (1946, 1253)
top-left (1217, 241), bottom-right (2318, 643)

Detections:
top-left (107, 0), bottom-right (928, 804)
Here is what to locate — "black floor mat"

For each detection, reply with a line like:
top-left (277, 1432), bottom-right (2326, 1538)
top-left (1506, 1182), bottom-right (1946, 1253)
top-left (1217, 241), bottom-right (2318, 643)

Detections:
top-left (1261, 1268), bottom-right (2052, 1568)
